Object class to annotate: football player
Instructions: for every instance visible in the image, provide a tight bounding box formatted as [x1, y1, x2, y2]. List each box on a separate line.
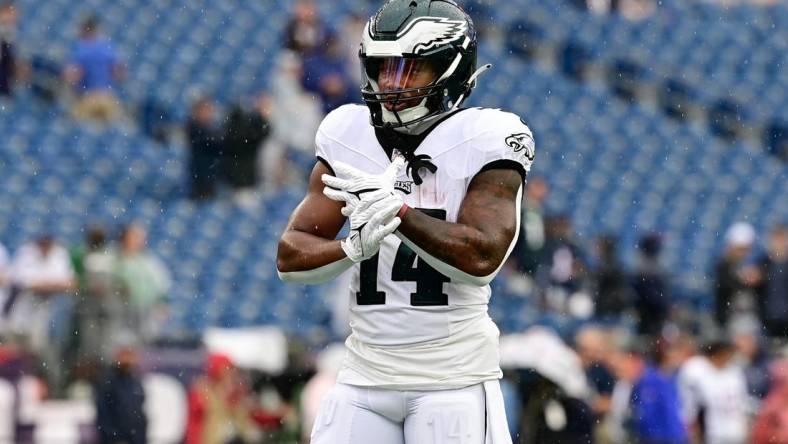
[276, 1, 534, 442]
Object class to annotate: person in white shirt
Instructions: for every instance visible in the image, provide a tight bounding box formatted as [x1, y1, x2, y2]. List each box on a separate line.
[677, 339, 751, 444]
[7, 234, 75, 389]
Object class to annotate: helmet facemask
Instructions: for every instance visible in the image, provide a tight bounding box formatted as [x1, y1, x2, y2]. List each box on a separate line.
[359, 2, 479, 132]
[361, 55, 454, 129]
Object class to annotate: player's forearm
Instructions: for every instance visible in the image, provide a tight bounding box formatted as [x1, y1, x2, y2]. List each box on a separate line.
[276, 231, 352, 283]
[396, 209, 510, 279]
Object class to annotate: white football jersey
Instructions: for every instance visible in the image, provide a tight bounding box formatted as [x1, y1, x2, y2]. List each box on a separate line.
[315, 104, 535, 390]
[677, 356, 751, 444]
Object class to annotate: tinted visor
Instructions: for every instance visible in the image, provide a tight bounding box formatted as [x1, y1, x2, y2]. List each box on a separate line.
[367, 57, 440, 92]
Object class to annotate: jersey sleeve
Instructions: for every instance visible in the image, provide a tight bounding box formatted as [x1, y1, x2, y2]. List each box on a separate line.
[314, 105, 364, 175]
[314, 118, 335, 174]
[469, 111, 535, 182]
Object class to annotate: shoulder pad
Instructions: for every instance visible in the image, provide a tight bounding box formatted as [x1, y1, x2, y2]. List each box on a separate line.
[315, 104, 369, 164]
[468, 109, 535, 180]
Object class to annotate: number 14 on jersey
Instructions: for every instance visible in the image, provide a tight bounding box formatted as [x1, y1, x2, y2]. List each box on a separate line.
[356, 209, 450, 307]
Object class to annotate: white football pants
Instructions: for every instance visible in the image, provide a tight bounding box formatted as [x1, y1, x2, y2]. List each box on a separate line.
[310, 381, 512, 444]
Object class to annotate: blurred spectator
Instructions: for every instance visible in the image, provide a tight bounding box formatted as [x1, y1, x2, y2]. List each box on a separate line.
[541, 214, 587, 290]
[187, 97, 223, 200]
[283, 0, 330, 57]
[95, 343, 147, 444]
[582, 0, 657, 20]
[592, 235, 633, 319]
[7, 234, 75, 390]
[516, 369, 596, 444]
[537, 214, 589, 314]
[677, 339, 750, 444]
[729, 318, 771, 399]
[71, 226, 123, 363]
[114, 224, 171, 343]
[512, 176, 549, 275]
[0, 1, 18, 97]
[64, 15, 125, 124]
[186, 353, 260, 444]
[262, 52, 323, 190]
[632, 234, 671, 336]
[574, 327, 616, 436]
[222, 95, 272, 198]
[714, 222, 759, 328]
[607, 345, 687, 444]
[301, 35, 354, 114]
[0, 241, 9, 331]
[755, 223, 788, 339]
[751, 359, 788, 444]
[339, 13, 366, 87]
[661, 332, 698, 375]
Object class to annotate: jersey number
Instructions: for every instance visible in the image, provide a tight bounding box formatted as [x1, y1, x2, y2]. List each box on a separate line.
[356, 209, 450, 306]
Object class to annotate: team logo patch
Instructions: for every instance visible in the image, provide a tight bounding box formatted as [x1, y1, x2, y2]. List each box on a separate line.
[505, 133, 535, 161]
[398, 17, 468, 55]
[394, 180, 414, 194]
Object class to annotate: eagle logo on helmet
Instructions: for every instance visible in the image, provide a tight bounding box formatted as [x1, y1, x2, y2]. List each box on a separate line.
[398, 17, 468, 55]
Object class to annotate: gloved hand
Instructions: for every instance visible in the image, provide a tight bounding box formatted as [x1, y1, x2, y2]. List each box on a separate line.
[322, 157, 405, 216]
[339, 190, 403, 262]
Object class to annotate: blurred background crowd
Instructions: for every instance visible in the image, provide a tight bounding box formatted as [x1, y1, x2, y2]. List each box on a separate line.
[0, 0, 786, 443]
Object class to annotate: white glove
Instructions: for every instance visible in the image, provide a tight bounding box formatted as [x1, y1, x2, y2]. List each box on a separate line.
[322, 157, 405, 216]
[340, 191, 403, 262]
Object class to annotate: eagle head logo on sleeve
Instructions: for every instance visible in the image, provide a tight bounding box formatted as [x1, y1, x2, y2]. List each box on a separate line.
[505, 133, 535, 161]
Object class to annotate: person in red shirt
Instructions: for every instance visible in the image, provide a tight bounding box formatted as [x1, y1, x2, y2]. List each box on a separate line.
[751, 360, 788, 444]
[185, 353, 260, 444]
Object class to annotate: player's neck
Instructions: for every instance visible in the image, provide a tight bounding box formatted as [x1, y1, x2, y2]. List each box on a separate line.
[392, 114, 441, 136]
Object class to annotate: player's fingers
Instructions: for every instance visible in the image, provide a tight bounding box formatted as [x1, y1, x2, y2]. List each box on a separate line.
[383, 157, 406, 179]
[373, 197, 402, 220]
[340, 205, 354, 217]
[354, 190, 389, 213]
[375, 217, 401, 241]
[366, 200, 400, 228]
[362, 189, 390, 204]
[323, 186, 351, 202]
[359, 201, 392, 223]
[321, 174, 350, 190]
[333, 161, 364, 178]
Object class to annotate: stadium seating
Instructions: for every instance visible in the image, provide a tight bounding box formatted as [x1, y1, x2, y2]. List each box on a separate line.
[1, 0, 786, 341]
[497, 0, 788, 148]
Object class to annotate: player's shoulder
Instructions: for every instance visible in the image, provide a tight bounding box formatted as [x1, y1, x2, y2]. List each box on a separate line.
[317, 104, 370, 140]
[442, 107, 535, 177]
[315, 104, 372, 160]
[471, 107, 530, 129]
[452, 107, 534, 154]
[457, 107, 531, 133]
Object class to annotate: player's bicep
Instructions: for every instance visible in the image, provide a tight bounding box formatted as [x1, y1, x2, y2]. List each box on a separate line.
[457, 168, 522, 246]
[284, 161, 346, 240]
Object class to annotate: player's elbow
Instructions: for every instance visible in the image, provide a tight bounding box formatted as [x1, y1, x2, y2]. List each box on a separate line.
[470, 260, 499, 280]
[457, 263, 496, 286]
[275, 240, 297, 275]
[275, 253, 306, 283]
[466, 232, 514, 280]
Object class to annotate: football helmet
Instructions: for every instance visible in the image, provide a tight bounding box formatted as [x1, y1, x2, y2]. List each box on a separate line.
[360, 0, 488, 130]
